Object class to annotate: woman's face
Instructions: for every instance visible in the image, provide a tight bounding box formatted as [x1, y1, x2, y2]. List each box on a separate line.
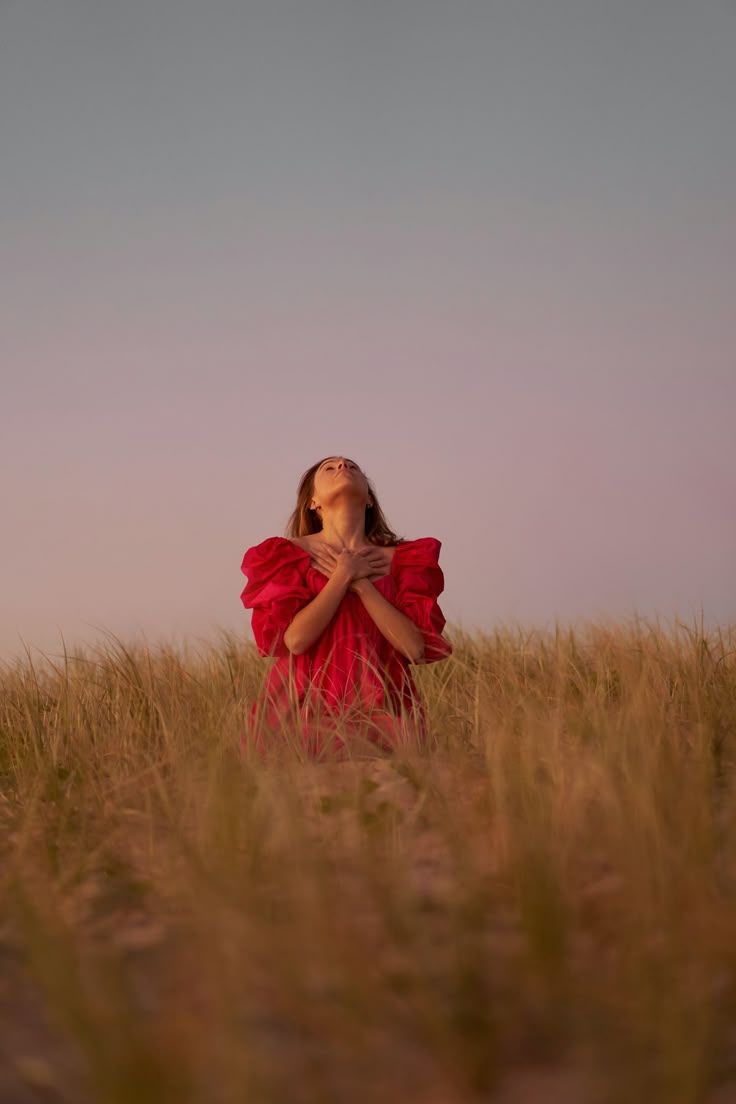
[310, 456, 370, 510]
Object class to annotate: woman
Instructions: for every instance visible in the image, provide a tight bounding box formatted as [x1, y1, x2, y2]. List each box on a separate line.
[240, 455, 452, 757]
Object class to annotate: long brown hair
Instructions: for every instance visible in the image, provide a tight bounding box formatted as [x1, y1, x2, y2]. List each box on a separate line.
[285, 457, 404, 546]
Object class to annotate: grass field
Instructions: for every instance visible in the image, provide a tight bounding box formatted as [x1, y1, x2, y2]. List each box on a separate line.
[1, 618, 736, 1104]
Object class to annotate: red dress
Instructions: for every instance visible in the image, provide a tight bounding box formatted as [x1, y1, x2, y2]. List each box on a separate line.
[240, 536, 452, 757]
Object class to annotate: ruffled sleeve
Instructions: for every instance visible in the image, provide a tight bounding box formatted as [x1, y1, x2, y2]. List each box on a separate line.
[240, 537, 312, 658]
[392, 537, 452, 663]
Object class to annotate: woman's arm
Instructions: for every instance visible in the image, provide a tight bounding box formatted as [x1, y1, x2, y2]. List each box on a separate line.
[351, 579, 425, 664]
[282, 572, 352, 656]
[283, 548, 424, 662]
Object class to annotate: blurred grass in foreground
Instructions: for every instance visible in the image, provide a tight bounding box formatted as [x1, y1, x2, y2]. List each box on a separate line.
[1, 617, 736, 1104]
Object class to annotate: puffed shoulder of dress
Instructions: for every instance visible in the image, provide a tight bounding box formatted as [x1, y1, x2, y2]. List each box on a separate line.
[240, 538, 314, 658]
[392, 537, 451, 662]
[392, 537, 443, 568]
[240, 537, 309, 607]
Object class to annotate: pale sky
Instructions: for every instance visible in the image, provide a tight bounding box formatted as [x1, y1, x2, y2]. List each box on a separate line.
[2, 1, 735, 661]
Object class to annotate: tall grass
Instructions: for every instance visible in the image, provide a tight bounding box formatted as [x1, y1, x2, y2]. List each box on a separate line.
[1, 618, 736, 1103]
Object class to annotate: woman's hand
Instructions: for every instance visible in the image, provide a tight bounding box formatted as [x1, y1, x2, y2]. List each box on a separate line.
[308, 541, 341, 579]
[309, 543, 391, 589]
[351, 547, 393, 586]
[330, 548, 383, 589]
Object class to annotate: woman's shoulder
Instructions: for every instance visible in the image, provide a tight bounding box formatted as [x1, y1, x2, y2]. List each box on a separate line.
[389, 538, 446, 603]
[241, 535, 310, 575]
[288, 534, 317, 554]
[392, 536, 443, 562]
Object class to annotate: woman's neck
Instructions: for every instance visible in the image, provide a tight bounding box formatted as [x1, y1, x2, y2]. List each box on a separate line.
[318, 505, 368, 549]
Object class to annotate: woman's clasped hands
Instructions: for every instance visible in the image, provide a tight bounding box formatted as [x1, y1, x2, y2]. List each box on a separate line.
[308, 541, 392, 592]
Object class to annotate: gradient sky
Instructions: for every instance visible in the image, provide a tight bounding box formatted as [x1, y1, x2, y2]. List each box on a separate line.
[2, 1, 735, 661]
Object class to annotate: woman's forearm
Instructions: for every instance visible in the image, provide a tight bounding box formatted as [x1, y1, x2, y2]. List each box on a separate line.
[352, 580, 425, 663]
[283, 574, 351, 656]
